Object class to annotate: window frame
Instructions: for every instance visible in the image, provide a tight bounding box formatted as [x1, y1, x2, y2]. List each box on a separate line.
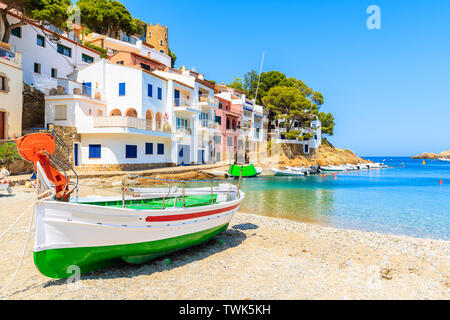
[57, 44, 72, 57]
[148, 84, 153, 97]
[82, 53, 94, 64]
[157, 143, 164, 155]
[157, 87, 162, 100]
[11, 27, 21, 38]
[54, 105, 67, 121]
[88, 144, 102, 159]
[34, 63, 41, 74]
[51, 68, 58, 78]
[37, 34, 45, 47]
[119, 83, 126, 96]
[125, 145, 138, 159]
[145, 143, 154, 155]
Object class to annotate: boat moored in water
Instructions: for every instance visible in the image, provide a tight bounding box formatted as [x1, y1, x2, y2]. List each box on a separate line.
[227, 164, 263, 178]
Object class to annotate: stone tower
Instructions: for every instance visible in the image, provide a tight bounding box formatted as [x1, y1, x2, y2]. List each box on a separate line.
[145, 24, 169, 55]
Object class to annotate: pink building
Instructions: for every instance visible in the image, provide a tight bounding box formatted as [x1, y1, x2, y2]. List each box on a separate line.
[214, 91, 243, 163]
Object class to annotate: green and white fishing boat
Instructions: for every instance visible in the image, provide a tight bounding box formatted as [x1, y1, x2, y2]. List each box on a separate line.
[16, 133, 245, 279]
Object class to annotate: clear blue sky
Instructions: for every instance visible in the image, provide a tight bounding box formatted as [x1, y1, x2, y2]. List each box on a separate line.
[121, 0, 450, 156]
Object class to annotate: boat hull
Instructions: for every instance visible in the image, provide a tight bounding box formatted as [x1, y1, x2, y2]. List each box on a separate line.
[34, 196, 242, 279]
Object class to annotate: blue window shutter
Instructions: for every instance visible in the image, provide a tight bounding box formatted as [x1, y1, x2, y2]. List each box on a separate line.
[157, 143, 164, 155]
[145, 143, 153, 155]
[126, 145, 137, 158]
[148, 84, 153, 97]
[119, 83, 126, 96]
[89, 145, 101, 159]
[158, 87, 162, 100]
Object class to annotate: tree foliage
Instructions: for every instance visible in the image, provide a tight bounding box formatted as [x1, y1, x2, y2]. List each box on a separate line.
[168, 47, 176, 68]
[319, 112, 335, 136]
[1, 0, 72, 43]
[230, 69, 334, 138]
[76, 0, 143, 37]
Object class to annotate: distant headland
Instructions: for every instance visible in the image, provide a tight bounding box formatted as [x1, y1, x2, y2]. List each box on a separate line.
[411, 150, 450, 159]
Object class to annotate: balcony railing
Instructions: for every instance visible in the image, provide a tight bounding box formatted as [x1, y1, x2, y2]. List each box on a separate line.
[0, 47, 20, 65]
[200, 120, 219, 130]
[94, 116, 147, 130]
[176, 127, 192, 135]
[199, 94, 218, 106]
[174, 97, 191, 107]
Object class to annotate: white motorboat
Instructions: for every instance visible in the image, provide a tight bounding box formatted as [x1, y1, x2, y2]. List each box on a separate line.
[320, 165, 346, 172]
[271, 168, 307, 176]
[439, 158, 450, 162]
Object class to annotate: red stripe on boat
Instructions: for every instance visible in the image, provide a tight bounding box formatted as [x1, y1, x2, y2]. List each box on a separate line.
[146, 203, 240, 222]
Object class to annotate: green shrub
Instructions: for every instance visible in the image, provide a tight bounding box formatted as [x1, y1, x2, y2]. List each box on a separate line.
[0, 142, 21, 165]
[84, 43, 107, 58]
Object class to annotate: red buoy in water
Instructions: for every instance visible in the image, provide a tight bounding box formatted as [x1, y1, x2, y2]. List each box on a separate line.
[439, 179, 443, 185]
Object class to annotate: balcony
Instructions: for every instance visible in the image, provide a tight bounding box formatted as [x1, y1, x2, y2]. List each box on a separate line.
[0, 47, 21, 66]
[199, 94, 218, 107]
[176, 127, 192, 136]
[199, 120, 219, 130]
[94, 116, 147, 130]
[174, 97, 191, 107]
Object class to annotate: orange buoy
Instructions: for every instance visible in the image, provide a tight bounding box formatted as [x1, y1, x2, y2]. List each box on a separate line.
[439, 179, 443, 185]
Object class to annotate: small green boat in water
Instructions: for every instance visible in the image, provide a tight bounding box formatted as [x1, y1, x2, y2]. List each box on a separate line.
[227, 164, 263, 178]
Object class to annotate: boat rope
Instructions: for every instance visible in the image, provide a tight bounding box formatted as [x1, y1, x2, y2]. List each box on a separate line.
[0, 191, 52, 296]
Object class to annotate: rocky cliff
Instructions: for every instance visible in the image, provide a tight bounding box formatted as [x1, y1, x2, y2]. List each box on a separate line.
[411, 150, 450, 159]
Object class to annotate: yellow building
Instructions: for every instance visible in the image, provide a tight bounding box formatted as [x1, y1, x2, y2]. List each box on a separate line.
[0, 41, 23, 140]
[144, 24, 169, 55]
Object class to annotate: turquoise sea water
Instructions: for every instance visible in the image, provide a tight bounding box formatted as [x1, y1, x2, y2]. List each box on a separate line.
[239, 157, 450, 240]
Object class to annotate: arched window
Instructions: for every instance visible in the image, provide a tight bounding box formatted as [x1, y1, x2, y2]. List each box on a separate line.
[110, 109, 122, 116]
[125, 108, 138, 118]
[155, 112, 163, 131]
[146, 110, 153, 130]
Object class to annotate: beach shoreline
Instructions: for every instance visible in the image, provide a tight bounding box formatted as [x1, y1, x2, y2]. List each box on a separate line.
[0, 186, 448, 300]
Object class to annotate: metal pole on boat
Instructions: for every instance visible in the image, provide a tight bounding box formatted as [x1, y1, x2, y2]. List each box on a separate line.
[211, 181, 214, 205]
[182, 182, 186, 208]
[237, 165, 243, 198]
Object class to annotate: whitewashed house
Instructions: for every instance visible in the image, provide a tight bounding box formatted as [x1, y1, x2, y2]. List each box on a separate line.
[2, 13, 101, 94]
[45, 59, 176, 170]
[272, 118, 322, 154]
[153, 67, 220, 165]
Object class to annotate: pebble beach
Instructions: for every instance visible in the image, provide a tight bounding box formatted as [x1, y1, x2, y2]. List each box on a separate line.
[0, 184, 448, 300]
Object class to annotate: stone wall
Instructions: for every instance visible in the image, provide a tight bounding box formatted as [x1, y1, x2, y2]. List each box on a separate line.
[48, 124, 78, 167]
[22, 83, 45, 131]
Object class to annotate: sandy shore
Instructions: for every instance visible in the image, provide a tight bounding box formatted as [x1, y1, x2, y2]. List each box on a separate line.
[0, 184, 448, 300]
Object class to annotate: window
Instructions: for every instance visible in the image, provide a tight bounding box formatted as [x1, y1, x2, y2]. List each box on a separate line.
[11, 27, 21, 38]
[157, 87, 162, 100]
[145, 143, 153, 155]
[147, 84, 153, 97]
[82, 54, 94, 63]
[176, 118, 189, 130]
[54, 105, 67, 120]
[0, 76, 5, 91]
[160, 50, 164, 54]
[57, 44, 72, 57]
[304, 145, 309, 154]
[89, 145, 101, 159]
[227, 137, 233, 147]
[160, 40, 164, 46]
[34, 63, 41, 74]
[140, 63, 151, 71]
[126, 145, 137, 159]
[117, 61, 124, 65]
[215, 116, 222, 125]
[37, 35, 45, 47]
[157, 144, 164, 155]
[215, 135, 222, 144]
[218, 102, 223, 109]
[314, 135, 318, 140]
[119, 83, 126, 96]
[51, 68, 57, 78]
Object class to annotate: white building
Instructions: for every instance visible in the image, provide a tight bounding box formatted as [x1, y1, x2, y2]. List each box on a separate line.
[153, 67, 220, 165]
[45, 59, 175, 170]
[272, 118, 322, 154]
[0, 42, 23, 139]
[1, 12, 101, 93]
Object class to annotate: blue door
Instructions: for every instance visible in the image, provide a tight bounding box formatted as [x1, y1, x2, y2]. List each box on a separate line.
[174, 89, 180, 106]
[74, 143, 79, 166]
